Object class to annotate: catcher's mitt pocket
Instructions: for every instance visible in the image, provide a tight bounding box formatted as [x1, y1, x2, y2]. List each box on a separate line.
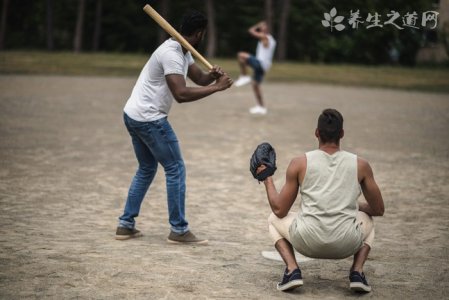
[250, 142, 277, 181]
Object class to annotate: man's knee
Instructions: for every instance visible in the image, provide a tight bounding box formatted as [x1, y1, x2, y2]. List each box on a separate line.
[268, 215, 283, 243]
[267, 212, 278, 225]
[237, 52, 248, 62]
[137, 164, 157, 179]
[357, 211, 375, 247]
[164, 160, 185, 177]
[357, 211, 374, 231]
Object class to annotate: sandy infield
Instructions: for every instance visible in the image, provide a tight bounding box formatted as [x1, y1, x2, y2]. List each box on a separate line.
[0, 75, 448, 299]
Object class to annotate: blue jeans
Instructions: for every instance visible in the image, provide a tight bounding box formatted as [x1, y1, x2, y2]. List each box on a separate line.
[119, 113, 188, 234]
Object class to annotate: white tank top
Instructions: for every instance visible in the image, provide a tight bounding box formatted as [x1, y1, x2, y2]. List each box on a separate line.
[290, 150, 364, 259]
[256, 34, 276, 71]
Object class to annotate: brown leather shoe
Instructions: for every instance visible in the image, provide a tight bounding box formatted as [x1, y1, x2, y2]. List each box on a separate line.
[115, 227, 142, 240]
[167, 231, 208, 245]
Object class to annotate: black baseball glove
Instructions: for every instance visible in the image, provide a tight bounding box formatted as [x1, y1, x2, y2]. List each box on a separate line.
[250, 142, 277, 181]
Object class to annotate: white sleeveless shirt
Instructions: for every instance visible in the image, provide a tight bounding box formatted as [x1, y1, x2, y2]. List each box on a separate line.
[290, 150, 364, 259]
[256, 34, 276, 71]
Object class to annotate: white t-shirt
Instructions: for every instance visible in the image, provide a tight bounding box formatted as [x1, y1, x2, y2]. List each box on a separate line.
[124, 38, 194, 122]
[256, 34, 276, 71]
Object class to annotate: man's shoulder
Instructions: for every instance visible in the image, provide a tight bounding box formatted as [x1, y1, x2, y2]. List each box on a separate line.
[291, 155, 307, 185]
[258, 32, 268, 39]
[155, 39, 183, 57]
[357, 156, 370, 168]
[304, 149, 321, 158]
[152, 43, 187, 72]
[267, 34, 276, 42]
[356, 156, 373, 179]
[290, 155, 307, 170]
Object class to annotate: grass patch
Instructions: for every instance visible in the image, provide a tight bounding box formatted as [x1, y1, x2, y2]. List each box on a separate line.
[0, 51, 148, 77]
[1, 51, 448, 93]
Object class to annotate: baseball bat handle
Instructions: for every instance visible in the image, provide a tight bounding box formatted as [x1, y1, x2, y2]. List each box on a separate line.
[143, 4, 213, 70]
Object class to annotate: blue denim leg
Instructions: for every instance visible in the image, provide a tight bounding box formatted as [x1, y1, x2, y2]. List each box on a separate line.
[119, 114, 189, 234]
[119, 115, 158, 229]
[149, 117, 188, 234]
[247, 55, 265, 83]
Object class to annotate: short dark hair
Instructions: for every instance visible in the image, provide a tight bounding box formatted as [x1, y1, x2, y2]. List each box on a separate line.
[179, 10, 208, 36]
[317, 108, 344, 144]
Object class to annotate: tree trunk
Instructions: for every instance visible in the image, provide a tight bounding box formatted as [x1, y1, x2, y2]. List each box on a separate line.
[46, 0, 54, 51]
[440, 0, 449, 56]
[264, 0, 273, 34]
[0, 0, 10, 50]
[205, 0, 216, 58]
[157, 0, 170, 45]
[73, 0, 85, 53]
[276, 0, 291, 60]
[92, 0, 103, 51]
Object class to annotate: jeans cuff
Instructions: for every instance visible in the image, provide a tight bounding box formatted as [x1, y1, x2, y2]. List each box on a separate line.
[118, 219, 135, 229]
[170, 226, 189, 234]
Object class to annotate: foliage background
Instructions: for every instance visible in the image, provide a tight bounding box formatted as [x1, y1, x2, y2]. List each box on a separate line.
[0, 0, 444, 65]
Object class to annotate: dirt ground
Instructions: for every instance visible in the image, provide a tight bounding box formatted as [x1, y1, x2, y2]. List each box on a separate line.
[0, 74, 448, 299]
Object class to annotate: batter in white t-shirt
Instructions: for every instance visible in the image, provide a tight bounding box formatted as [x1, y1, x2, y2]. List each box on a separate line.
[116, 11, 233, 245]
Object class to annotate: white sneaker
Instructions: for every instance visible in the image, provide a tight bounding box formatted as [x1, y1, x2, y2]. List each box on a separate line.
[249, 105, 267, 115]
[235, 75, 251, 87]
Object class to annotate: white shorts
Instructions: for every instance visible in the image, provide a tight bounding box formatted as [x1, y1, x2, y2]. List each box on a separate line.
[268, 211, 375, 251]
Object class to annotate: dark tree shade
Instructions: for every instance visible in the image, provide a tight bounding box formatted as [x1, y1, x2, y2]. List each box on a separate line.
[46, 0, 53, 50]
[0, 0, 9, 50]
[92, 0, 102, 51]
[205, 0, 216, 58]
[73, 0, 85, 53]
[0, 0, 442, 65]
[276, 0, 291, 60]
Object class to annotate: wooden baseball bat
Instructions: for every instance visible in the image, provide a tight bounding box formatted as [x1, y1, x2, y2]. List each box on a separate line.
[143, 4, 213, 70]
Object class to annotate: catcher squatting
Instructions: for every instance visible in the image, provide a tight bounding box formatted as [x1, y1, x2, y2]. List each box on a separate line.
[250, 109, 385, 293]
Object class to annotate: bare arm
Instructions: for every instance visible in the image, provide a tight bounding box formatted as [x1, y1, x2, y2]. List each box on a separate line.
[358, 157, 385, 216]
[261, 158, 302, 218]
[166, 71, 232, 103]
[187, 64, 224, 86]
[248, 21, 269, 46]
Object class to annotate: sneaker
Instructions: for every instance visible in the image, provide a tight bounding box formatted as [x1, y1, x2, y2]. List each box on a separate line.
[167, 231, 208, 245]
[349, 271, 372, 293]
[115, 227, 142, 240]
[249, 105, 267, 115]
[277, 268, 304, 291]
[235, 75, 251, 87]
